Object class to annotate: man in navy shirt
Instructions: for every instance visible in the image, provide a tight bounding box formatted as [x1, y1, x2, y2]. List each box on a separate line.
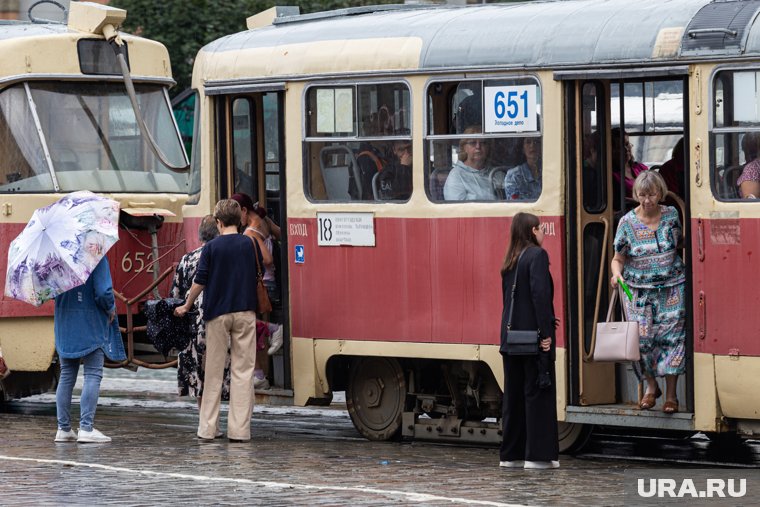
[175, 199, 262, 442]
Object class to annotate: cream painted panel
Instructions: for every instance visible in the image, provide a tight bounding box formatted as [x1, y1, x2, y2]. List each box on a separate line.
[197, 38, 422, 85]
[715, 355, 760, 420]
[0, 35, 171, 80]
[693, 352, 720, 432]
[0, 317, 55, 371]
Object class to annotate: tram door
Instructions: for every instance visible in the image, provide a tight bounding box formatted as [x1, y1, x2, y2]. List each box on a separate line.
[568, 78, 691, 410]
[216, 91, 290, 390]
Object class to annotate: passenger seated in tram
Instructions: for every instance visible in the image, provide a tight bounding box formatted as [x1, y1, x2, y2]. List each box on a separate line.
[611, 127, 649, 210]
[736, 132, 760, 199]
[504, 137, 542, 201]
[659, 137, 685, 197]
[376, 140, 412, 200]
[443, 126, 495, 201]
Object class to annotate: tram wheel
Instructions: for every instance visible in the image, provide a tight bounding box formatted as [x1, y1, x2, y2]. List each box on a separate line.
[557, 422, 592, 454]
[346, 357, 406, 441]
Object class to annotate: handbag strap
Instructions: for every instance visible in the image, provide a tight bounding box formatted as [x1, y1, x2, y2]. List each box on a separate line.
[606, 286, 632, 322]
[250, 236, 264, 280]
[506, 249, 527, 330]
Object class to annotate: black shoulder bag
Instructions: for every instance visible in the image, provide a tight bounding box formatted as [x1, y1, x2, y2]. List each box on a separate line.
[501, 250, 540, 355]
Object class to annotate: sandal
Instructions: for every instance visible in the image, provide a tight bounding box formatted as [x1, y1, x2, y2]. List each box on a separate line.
[639, 386, 662, 410]
[663, 399, 679, 414]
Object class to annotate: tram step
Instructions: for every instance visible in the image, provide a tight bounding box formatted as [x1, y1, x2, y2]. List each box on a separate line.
[566, 404, 693, 431]
[254, 388, 294, 407]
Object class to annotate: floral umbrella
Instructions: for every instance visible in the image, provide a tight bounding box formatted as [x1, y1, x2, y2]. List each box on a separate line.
[5, 191, 119, 306]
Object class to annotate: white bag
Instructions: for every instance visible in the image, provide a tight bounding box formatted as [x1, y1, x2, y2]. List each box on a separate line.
[593, 289, 640, 362]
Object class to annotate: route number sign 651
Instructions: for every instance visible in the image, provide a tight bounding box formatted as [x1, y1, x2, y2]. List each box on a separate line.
[484, 85, 538, 133]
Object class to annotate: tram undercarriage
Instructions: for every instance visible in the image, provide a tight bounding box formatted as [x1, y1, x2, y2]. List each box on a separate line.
[328, 356, 590, 452]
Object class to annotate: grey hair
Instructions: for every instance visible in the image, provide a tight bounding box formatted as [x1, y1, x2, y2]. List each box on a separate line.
[198, 214, 218, 243]
[632, 170, 668, 203]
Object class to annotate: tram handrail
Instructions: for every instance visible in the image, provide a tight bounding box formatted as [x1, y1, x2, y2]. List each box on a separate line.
[106, 264, 179, 370]
[667, 190, 687, 259]
[584, 215, 609, 362]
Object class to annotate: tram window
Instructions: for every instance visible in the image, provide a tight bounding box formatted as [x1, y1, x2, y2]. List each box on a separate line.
[304, 83, 412, 202]
[711, 70, 760, 200]
[0, 85, 55, 192]
[263, 93, 281, 193]
[232, 98, 256, 196]
[581, 82, 606, 213]
[425, 77, 542, 202]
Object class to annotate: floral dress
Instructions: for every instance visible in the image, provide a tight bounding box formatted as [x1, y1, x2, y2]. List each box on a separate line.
[613, 205, 686, 377]
[170, 247, 231, 400]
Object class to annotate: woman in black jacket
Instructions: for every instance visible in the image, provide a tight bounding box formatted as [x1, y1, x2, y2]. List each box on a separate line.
[499, 212, 559, 469]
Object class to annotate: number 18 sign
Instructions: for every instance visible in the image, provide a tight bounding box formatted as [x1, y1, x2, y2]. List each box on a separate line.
[484, 85, 538, 133]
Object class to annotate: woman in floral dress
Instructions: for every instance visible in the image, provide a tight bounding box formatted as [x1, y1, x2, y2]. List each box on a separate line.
[610, 171, 686, 414]
[170, 215, 231, 414]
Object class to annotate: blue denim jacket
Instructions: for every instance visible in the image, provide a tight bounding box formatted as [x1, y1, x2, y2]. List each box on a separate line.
[54, 257, 126, 361]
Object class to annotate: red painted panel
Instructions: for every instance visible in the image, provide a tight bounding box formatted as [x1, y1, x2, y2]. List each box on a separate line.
[691, 217, 760, 357]
[288, 216, 566, 348]
[0, 222, 184, 318]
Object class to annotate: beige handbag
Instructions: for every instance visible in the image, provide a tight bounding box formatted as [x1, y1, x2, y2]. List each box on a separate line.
[593, 289, 640, 362]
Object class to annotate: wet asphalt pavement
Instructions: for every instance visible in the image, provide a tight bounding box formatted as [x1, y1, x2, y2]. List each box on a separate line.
[0, 369, 757, 506]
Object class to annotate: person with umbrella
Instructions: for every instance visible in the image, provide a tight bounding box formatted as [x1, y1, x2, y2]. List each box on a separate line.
[4, 191, 124, 443]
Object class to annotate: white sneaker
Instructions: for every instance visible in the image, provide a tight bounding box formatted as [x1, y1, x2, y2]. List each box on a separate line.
[54, 429, 77, 442]
[254, 376, 270, 390]
[77, 428, 111, 443]
[268, 325, 283, 355]
[499, 460, 524, 468]
[524, 460, 560, 469]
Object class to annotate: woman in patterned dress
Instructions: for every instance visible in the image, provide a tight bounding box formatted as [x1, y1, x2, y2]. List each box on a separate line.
[610, 171, 686, 414]
[170, 215, 231, 417]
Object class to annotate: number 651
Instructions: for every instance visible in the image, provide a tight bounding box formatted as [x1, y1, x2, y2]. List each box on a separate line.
[494, 90, 528, 119]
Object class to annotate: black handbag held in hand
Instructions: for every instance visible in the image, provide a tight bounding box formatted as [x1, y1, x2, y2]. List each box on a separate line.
[500, 251, 540, 356]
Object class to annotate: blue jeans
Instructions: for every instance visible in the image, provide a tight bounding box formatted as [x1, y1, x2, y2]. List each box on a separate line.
[56, 348, 104, 432]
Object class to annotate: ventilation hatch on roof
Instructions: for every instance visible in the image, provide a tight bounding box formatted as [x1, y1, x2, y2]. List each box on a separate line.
[680, 0, 760, 56]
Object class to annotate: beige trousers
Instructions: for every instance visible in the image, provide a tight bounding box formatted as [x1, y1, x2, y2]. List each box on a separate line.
[198, 311, 256, 440]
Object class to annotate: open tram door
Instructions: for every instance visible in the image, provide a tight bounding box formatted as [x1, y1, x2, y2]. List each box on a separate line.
[562, 74, 695, 432]
[213, 87, 291, 396]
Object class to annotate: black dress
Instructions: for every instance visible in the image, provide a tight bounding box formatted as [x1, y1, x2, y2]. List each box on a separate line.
[499, 245, 559, 462]
[170, 247, 231, 400]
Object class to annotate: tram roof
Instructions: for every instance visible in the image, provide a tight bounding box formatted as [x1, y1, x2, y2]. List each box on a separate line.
[0, 21, 172, 82]
[197, 0, 760, 84]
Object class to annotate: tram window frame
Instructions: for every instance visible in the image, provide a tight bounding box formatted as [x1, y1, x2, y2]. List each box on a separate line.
[303, 81, 412, 203]
[710, 68, 760, 201]
[424, 76, 543, 203]
[187, 90, 201, 204]
[581, 81, 607, 214]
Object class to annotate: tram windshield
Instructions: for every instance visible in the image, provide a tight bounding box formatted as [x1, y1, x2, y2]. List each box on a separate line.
[0, 81, 187, 193]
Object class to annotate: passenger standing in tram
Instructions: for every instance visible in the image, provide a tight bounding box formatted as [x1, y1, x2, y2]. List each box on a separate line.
[499, 212, 559, 469]
[611, 127, 649, 210]
[169, 214, 231, 436]
[504, 137, 542, 200]
[611, 171, 686, 414]
[54, 256, 125, 443]
[231, 193, 280, 391]
[174, 199, 262, 442]
[443, 126, 495, 201]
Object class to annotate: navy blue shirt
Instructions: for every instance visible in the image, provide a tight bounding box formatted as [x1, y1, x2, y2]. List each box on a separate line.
[194, 233, 261, 321]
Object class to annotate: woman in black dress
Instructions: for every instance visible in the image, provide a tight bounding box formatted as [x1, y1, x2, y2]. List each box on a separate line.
[499, 212, 559, 469]
[170, 215, 231, 425]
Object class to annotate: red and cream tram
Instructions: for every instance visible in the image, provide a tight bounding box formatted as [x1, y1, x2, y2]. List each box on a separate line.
[186, 0, 760, 449]
[0, 2, 189, 400]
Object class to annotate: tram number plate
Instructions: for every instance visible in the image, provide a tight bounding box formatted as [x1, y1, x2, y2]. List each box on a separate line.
[484, 85, 538, 133]
[317, 212, 375, 247]
[121, 251, 155, 274]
